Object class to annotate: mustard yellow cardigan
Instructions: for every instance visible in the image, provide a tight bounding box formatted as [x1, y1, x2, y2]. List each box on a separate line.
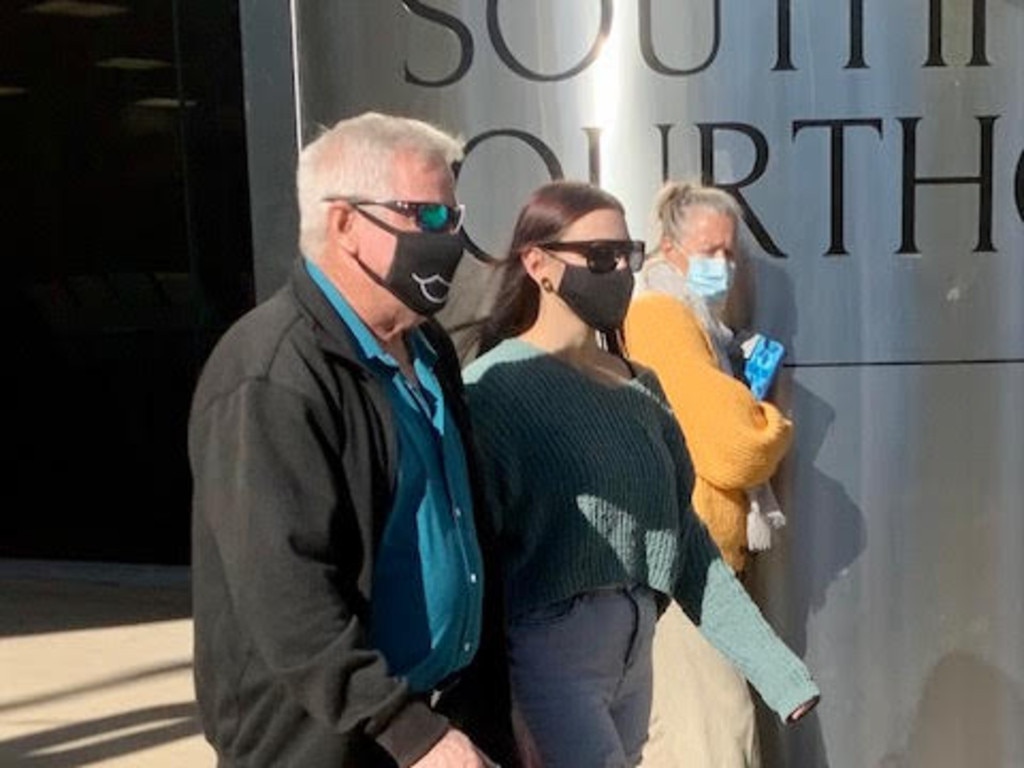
[624, 293, 793, 572]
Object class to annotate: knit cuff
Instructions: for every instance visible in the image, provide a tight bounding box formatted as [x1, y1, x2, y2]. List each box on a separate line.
[763, 675, 821, 724]
[374, 699, 450, 767]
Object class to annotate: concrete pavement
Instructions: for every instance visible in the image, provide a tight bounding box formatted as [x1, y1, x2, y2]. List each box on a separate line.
[0, 559, 215, 767]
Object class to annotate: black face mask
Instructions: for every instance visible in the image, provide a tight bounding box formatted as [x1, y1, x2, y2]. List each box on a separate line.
[353, 209, 465, 316]
[557, 264, 635, 331]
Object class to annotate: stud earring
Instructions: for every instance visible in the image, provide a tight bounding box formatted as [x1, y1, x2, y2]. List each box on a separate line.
[540, 277, 554, 293]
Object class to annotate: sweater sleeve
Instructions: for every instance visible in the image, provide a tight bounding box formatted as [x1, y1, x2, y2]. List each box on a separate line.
[625, 293, 793, 490]
[663, 421, 819, 720]
[189, 379, 448, 766]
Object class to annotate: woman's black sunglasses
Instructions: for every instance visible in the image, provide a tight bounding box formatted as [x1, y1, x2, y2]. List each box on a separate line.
[538, 240, 646, 274]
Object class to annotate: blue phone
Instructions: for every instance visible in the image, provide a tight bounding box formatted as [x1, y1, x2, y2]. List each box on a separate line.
[742, 334, 786, 400]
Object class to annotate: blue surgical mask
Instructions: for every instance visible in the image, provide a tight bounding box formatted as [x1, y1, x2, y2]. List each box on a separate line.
[685, 255, 733, 305]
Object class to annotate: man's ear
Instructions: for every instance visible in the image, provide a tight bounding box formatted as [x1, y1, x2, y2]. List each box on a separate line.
[327, 202, 359, 254]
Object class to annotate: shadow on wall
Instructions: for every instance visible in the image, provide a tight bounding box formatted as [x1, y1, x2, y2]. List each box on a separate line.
[0, 565, 190, 638]
[879, 652, 1024, 768]
[746, 255, 868, 767]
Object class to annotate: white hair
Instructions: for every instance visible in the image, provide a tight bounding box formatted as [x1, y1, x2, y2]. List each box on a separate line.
[296, 112, 464, 259]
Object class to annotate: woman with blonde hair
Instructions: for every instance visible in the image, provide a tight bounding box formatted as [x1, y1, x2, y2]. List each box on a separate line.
[625, 181, 798, 766]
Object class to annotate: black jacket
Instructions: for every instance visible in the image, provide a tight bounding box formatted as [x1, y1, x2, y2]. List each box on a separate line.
[189, 260, 516, 767]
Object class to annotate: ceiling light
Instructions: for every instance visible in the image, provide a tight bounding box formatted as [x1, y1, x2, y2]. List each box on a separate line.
[26, 1, 129, 18]
[0, 86, 29, 97]
[97, 57, 172, 71]
[134, 97, 196, 109]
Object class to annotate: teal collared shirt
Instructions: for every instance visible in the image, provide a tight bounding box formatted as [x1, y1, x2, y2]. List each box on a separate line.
[306, 261, 483, 693]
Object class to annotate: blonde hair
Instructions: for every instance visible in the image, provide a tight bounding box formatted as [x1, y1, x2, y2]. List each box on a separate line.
[296, 112, 464, 259]
[651, 181, 742, 252]
[650, 181, 752, 328]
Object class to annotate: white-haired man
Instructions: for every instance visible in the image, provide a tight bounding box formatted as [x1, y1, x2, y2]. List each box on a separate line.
[189, 112, 515, 767]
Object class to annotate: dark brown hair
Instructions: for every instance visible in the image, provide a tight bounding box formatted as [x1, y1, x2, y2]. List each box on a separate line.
[477, 180, 625, 355]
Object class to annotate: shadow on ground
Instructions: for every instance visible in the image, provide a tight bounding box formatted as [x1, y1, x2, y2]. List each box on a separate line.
[0, 702, 202, 767]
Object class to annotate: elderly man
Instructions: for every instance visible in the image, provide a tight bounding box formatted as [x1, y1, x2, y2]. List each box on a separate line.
[189, 112, 515, 767]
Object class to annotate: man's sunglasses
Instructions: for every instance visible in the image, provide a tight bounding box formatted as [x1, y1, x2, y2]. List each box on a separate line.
[323, 196, 465, 234]
[538, 240, 646, 274]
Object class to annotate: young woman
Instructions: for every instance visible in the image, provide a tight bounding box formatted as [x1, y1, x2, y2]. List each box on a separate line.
[463, 180, 818, 767]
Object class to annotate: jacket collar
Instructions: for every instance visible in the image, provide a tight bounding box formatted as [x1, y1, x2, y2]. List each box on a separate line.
[288, 257, 366, 365]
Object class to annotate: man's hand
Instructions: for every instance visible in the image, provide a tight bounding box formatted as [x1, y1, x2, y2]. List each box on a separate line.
[412, 728, 499, 768]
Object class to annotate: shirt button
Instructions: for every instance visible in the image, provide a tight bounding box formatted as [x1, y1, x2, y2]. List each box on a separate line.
[454, 507, 462, 518]
[463, 642, 472, 653]
[469, 573, 478, 584]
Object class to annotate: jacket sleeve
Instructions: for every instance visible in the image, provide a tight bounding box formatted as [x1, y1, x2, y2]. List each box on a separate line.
[625, 293, 793, 490]
[189, 377, 449, 766]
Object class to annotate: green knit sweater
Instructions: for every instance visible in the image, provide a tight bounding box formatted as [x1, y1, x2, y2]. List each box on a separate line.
[463, 338, 818, 719]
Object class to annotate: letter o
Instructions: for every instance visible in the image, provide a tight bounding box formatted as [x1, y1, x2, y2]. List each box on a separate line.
[457, 129, 564, 262]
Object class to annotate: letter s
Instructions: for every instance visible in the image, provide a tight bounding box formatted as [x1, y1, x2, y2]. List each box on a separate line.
[403, 1, 474, 87]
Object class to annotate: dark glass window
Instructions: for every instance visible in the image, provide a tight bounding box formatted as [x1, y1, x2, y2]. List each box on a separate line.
[1, 1, 253, 564]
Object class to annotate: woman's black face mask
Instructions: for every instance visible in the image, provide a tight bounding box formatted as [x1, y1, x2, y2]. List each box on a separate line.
[541, 240, 644, 331]
[554, 262, 635, 331]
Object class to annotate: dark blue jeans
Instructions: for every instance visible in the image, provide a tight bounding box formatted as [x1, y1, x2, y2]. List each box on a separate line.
[507, 585, 659, 768]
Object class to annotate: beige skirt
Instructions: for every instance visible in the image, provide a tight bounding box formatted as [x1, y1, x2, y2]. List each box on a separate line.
[640, 601, 761, 768]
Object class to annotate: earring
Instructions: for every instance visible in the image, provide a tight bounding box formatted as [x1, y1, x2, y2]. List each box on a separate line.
[540, 277, 554, 293]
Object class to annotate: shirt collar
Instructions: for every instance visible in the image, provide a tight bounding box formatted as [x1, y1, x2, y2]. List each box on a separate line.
[305, 259, 436, 371]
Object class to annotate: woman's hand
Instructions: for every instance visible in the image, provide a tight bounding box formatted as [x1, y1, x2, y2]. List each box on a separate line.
[786, 695, 821, 724]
